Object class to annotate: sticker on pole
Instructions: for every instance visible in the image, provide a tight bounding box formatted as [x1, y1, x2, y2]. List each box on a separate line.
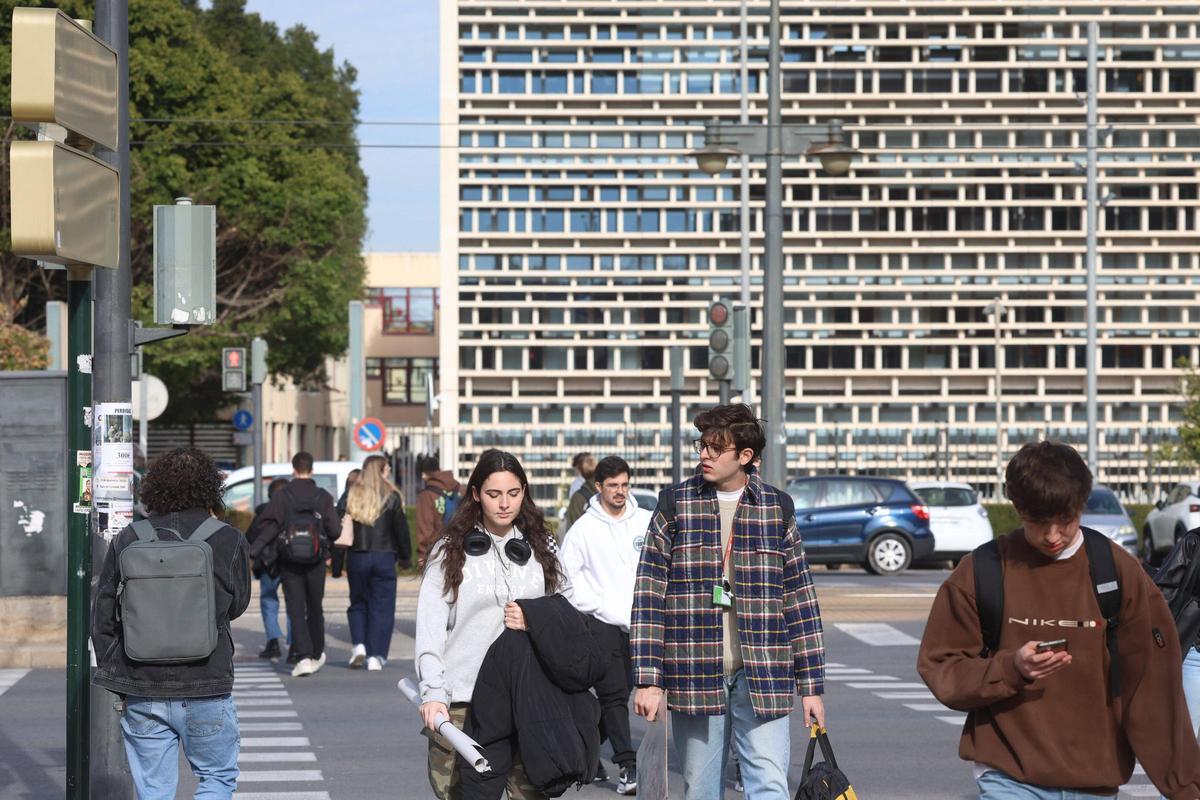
[232, 410, 253, 431]
[353, 417, 386, 452]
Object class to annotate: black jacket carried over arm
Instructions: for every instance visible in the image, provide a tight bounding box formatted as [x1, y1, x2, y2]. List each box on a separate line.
[92, 509, 251, 698]
[248, 478, 339, 562]
[467, 595, 605, 797]
[1155, 528, 1200, 654]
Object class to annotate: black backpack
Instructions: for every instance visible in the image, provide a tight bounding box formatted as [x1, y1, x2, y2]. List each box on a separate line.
[973, 527, 1123, 696]
[1152, 530, 1200, 657]
[794, 727, 857, 800]
[278, 486, 325, 565]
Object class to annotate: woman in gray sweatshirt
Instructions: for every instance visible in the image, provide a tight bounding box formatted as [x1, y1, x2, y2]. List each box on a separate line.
[416, 449, 569, 800]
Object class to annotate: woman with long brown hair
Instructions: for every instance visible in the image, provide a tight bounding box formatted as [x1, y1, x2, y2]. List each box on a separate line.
[415, 449, 567, 800]
[341, 455, 410, 671]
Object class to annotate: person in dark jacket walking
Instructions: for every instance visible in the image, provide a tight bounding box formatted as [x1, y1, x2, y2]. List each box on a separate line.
[250, 451, 340, 678]
[561, 455, 597, 536]
[92, 447, 251, 799]
[249, 477, 292, 660]
[342, 455, 411, 670]
[1154, 527, 1200, 762]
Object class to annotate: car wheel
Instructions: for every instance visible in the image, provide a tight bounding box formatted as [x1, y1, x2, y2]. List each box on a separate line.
[866, 533, 912, 576]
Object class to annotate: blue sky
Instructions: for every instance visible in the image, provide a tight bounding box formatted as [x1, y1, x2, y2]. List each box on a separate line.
[243, 1, 440, 253]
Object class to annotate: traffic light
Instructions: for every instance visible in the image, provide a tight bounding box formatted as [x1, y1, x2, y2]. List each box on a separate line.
[9, 8, 120, 268]
[222, 347, 247, 392]
[708, 297, 733, 382]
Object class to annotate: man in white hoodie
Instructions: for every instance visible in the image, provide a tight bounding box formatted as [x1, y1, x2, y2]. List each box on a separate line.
[561, 455, 652, 796]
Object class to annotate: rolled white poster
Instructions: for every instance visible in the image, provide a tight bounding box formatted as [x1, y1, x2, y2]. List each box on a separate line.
[398, 678, 492, 773]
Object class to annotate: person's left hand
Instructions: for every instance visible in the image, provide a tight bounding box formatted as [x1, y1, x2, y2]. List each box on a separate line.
[503, 601, 527, 631]
[801, 695, 826, 729]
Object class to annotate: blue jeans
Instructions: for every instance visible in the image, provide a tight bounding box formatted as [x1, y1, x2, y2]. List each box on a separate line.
[346, 550, 398, 659]
[671, 670, 791, 800]
[121, 694, 239, 800]
[977, 770, 1112, 799]
[260, 573, 291, 645]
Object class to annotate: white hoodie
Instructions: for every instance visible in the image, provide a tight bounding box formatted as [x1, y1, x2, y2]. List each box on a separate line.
[560, 492, 653, 632]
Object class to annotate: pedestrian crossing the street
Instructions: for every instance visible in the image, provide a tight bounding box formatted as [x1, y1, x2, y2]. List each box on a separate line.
[0, 669, 29, 699]
[232, 663, 329, 800]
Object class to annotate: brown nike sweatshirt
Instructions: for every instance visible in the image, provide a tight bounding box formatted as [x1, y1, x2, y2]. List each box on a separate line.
[918, 531, 1200, 798]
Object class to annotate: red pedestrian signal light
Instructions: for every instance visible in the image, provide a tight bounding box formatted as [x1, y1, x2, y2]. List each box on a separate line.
[224, 349, 242, 369]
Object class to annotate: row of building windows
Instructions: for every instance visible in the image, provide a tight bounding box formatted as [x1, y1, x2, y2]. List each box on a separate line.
[463, 43, 1200, 65]
[457, 20, 1200, 43]
[459, 205, 1196, 234]
[460, 66, 1197, 95]
[456, 342, 1198, 373]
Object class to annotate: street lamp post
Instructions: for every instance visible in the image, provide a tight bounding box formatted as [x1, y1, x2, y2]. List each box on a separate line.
[691, 1, 858, 489]
[1085, 21, 1100, 478]
[984, 299, 1005, 501]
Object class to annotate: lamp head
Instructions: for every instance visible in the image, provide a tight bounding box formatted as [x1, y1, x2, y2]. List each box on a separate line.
[692, 145, 738, 177]
[808, 141, 858, 176]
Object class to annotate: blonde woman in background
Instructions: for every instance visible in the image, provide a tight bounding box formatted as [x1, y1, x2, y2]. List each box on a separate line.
[342, 455, 411, 670]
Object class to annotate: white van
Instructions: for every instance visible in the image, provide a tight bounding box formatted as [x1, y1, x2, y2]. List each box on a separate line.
[222, 461, 362, 516]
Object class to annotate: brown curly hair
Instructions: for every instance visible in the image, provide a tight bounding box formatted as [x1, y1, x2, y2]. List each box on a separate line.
[429, 449, 562, 602]
[140, 447, 227, 515]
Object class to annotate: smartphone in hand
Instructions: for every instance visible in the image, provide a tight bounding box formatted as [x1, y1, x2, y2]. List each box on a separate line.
[1035, 638, 1069, 654]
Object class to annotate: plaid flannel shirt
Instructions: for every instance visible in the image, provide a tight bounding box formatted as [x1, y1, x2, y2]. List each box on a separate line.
[630, 471, 825, 719]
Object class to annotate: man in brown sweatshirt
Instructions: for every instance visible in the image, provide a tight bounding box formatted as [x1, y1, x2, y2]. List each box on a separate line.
[919, 441, 1200, 799]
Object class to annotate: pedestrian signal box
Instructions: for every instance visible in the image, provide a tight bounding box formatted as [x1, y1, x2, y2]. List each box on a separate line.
[222, 347, 246, 392]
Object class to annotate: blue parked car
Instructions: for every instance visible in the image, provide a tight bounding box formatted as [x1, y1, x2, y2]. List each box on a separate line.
[787, 476, 935, 575]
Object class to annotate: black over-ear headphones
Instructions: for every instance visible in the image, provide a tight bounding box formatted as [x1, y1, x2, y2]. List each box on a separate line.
[463, 527, 532, 565]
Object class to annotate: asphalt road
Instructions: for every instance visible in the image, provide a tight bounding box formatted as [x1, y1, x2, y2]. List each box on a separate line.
[0, 568, 1171, 799]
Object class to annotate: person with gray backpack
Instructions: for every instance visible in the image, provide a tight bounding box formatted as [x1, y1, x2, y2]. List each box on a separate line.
[92, 446, 250, 799]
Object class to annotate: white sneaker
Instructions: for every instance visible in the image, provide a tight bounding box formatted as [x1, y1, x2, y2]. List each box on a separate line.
[291, 658, 315, 677]
[312, 653, 326, 673]
[349, 644, 367, 668]
[366, 656, 384, 671]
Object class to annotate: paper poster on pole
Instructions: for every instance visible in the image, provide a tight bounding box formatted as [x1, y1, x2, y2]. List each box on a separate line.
[93, 402, 134, 501]
[95, 500, 134, 541]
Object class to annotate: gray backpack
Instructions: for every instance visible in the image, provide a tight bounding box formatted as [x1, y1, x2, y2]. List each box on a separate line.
[117, 517, 226, 663]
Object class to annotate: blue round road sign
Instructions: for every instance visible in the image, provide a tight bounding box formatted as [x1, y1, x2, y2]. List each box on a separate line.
[353, 417, 386, 452]
[232, 410, 253, 431]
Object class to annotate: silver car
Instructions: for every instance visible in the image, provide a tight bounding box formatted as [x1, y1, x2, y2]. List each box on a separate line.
[1081, 486, 1138, 558]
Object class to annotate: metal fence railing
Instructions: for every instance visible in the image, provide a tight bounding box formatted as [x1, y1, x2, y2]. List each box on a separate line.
[383, 423, 1195, 507]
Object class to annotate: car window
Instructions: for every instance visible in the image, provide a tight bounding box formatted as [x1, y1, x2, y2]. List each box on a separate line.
[223, 480, 258, 515]
[1169, 484, 1190, 505]
[312, 473, 338, 499]
[1085, 490, 1123, 515]
[916, 487, 976, 507]
[821, 480, 880, 508]
[788, 482, 821, 510]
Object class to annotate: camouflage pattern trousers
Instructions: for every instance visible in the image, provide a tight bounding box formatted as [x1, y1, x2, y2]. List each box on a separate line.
[426, 703, 544, 800]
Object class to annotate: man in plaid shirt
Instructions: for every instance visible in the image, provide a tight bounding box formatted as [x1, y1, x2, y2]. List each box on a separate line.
[631, 404, 825, 800]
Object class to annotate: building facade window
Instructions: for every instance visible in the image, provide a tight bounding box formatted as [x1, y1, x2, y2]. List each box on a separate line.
[366, 288, 440, 335]
[383, 357, 437, 405]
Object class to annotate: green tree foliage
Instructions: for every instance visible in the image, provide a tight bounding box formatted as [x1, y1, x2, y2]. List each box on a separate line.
[0, 299, 48, 371]
[1, 0, 367, 422]
[1158, 358, 1200, 469]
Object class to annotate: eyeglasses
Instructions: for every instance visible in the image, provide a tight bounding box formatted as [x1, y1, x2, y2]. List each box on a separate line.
[693, 439, 737, 457]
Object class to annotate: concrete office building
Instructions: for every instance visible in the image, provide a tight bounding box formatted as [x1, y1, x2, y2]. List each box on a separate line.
[437, 0, 1200, 501]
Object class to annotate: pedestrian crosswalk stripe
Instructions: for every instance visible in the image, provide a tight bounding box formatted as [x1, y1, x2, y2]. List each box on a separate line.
[873, 691, 936, 700]
[0, 670, 30, 699]
[1119, 786, 1159, 797]
[241, 737, 310, 747]
[825, 675, 901, 682]
[233, 792, 331, 800]
[903, 704, 951, 712]
[238, 770, 324, 782]
[238, 711, 298, 718]
[848, 682, 927, 690]
[835, 623, 921, 646]
[824, 667, 872, 674]
[240, 722, 303, 732]
[235, 692, 291, 699]
[237, 699, 294, 706]
[936, 715, 966, 725]
[239, 753, 317, 763]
